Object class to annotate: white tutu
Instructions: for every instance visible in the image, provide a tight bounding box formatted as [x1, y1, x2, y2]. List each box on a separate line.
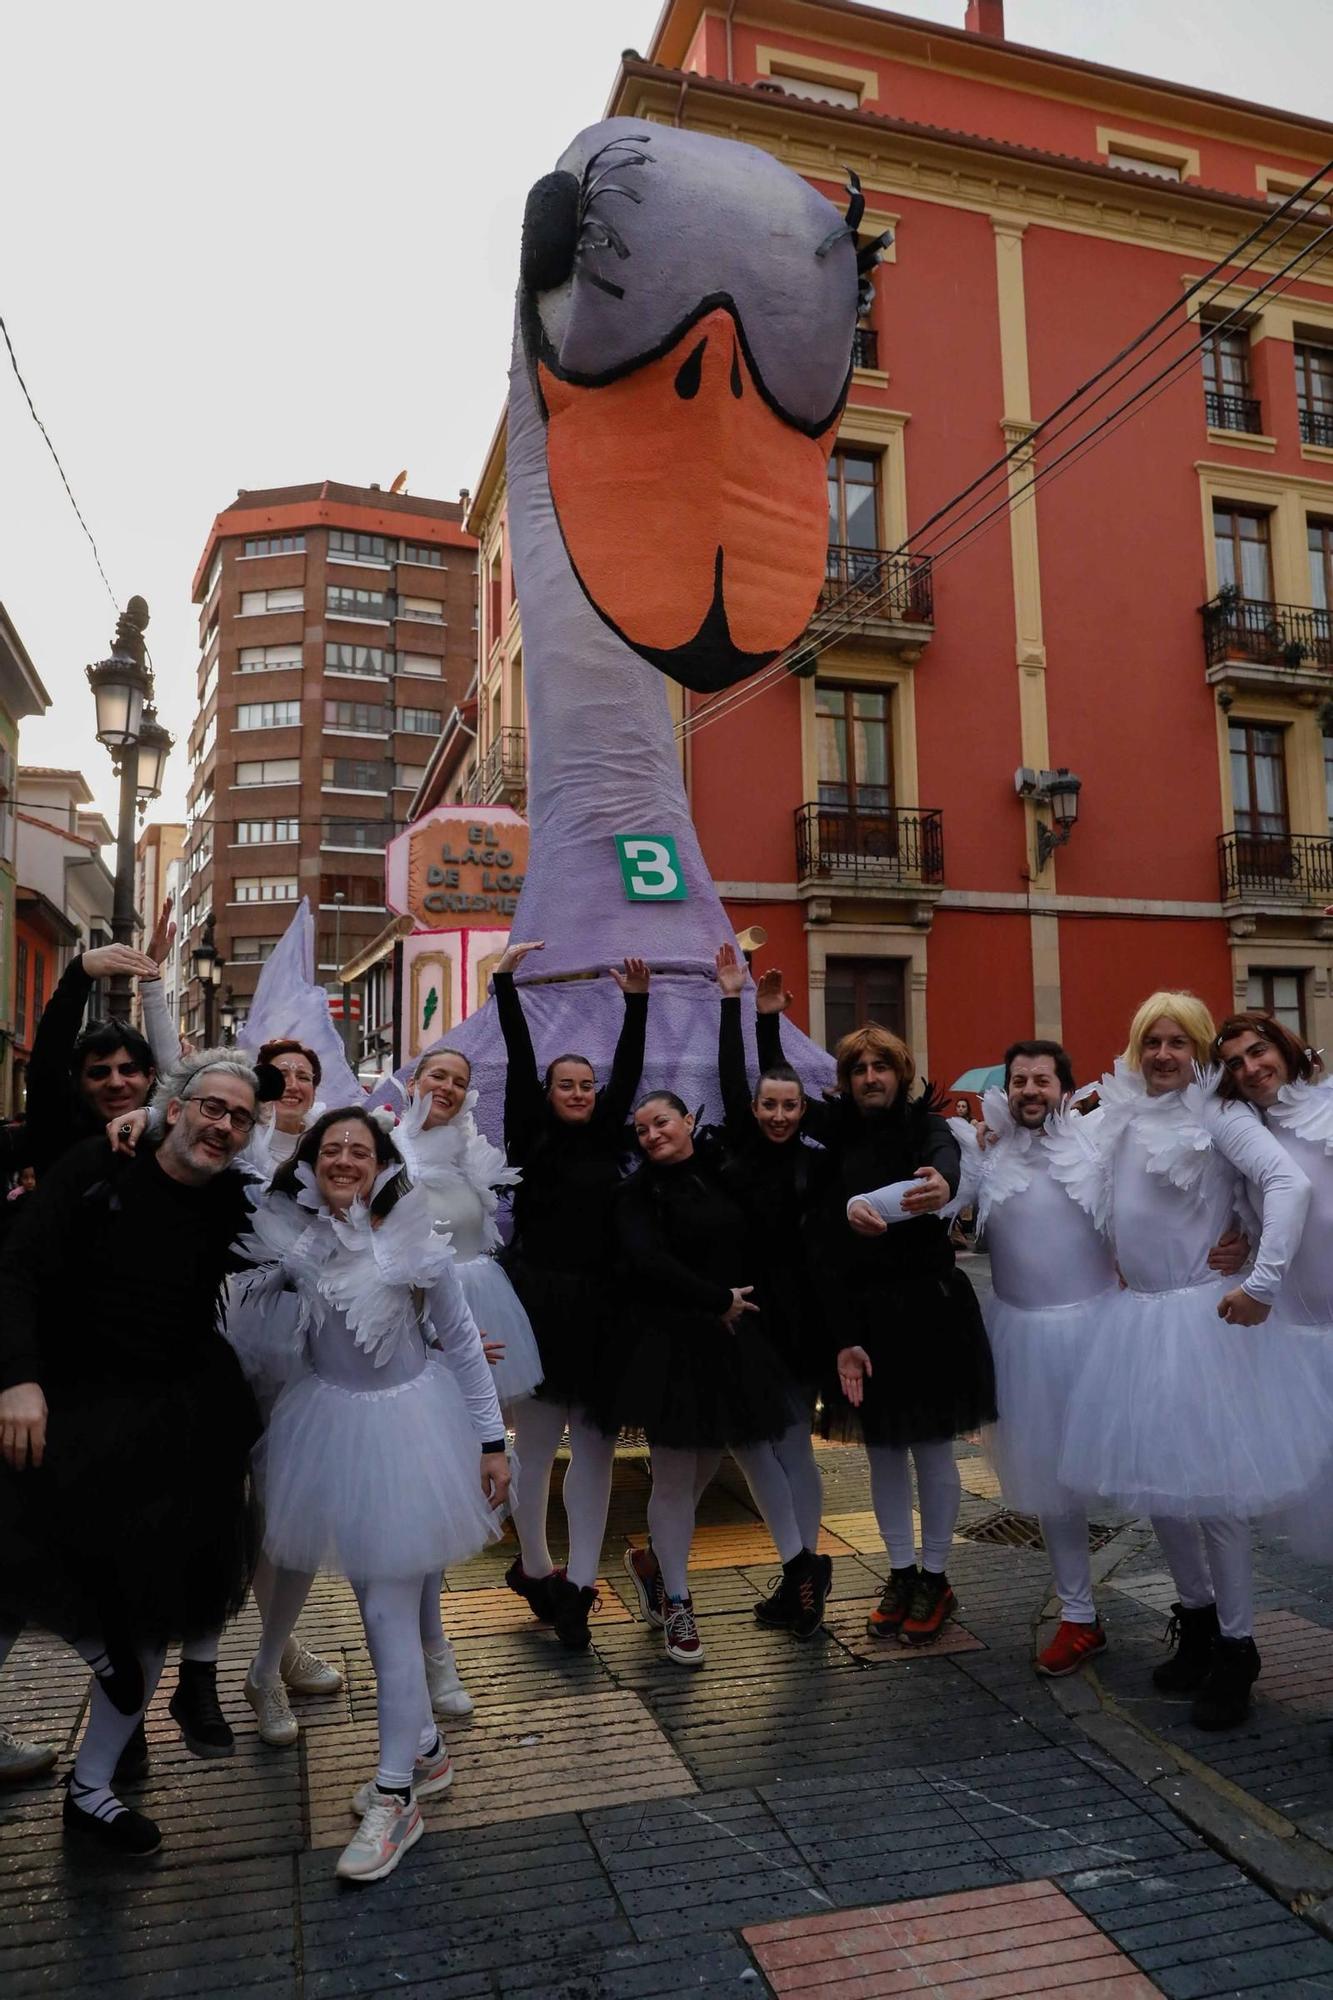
[455, 1256, 543, 1409]
[1266, 1312, 1333, 1557]
[255, 1352, 503, 1581]
[1058, 1277, 1333, 1519]
[984, 1291, 1114, 1517]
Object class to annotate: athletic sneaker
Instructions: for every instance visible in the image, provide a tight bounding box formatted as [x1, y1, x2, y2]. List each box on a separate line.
[1035, 1619, 1108, 1678]
[550, 1578, 600, 1651]
[663, 1596, 705, 1668]
[898, 1569, 957, 1646]
[505, 1557, 562, 1623]
[169, 1660, 235, 1758]
[0, 1726, 57, 1785]
[280, 1636, 343, 1696]
[335, 1788, 423, 1883]
[424, 1640, 473, 1718]
[623, 1545, 666, 1628]
[866, 1565, 918, 1641]
[352, 1737, 453, 1816]
[787, 1549, 831, 1640]
[244, 1669, 299, 1747]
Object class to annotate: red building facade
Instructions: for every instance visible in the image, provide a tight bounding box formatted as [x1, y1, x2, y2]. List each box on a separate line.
[458, 0, 1333, 1085]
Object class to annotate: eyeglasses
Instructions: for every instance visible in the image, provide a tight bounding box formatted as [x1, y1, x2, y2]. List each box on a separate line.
[186, 1095, 256, 1134]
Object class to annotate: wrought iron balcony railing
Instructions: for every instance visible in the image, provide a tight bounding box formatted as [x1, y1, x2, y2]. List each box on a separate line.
[820, 545, 934, 625]
[1204, 390, 1262, 433]
[796, 802, 944, 888]
[464, 726, 527, 807]
[1201, 592, 1333, 671]
[1299, 408, 1333, 447]
[1219, 830, 1333, 904]
[852, 327, 879, 370]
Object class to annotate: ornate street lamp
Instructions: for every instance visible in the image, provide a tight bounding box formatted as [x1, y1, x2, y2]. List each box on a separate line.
[1014, 764, 1084, 873]
[85, 597, 169, 1018]
[134, 704, 173, 803]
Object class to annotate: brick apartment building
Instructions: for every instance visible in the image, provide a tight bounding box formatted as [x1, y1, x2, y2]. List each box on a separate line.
[183, 480, 477, 1039]
[435, 0, 1333, 1083]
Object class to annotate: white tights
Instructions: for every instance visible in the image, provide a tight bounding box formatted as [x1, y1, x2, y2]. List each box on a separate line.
[68, 1642, 167, 1821]
[867, 1441, 962, 1573]
[509, 1400, 617, 1590]
[1152, 1514, 1254, 1640]
[1040, 1511, 1096, 1625]
[647, 1441, 814, 1599]
[351, 1574, 438, 1793]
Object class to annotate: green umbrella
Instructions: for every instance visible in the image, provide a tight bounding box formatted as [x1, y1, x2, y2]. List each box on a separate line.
[949, 1065, 1006, 1094]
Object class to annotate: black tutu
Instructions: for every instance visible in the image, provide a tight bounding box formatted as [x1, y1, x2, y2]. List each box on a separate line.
[759, 1268, 832, 1394]
[0, 1341, 259, 1651]
[589, 1305, 798, 1450]
[499, 1249, 611, 1410]
[818, 1268, 996, 1448]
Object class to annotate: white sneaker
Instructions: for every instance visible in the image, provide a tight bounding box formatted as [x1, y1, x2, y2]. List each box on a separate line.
[423, 1641, 473, 1718]
[351, 1736, 453, 1816]
[280, 1635, 343, 1696]
[0, 1725, 57, 1785]
[335, 1788, 423, 1882]
[244, 1669, 299, 1747]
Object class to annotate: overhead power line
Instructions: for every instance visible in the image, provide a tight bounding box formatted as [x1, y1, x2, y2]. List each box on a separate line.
[0, 311, 119, 611]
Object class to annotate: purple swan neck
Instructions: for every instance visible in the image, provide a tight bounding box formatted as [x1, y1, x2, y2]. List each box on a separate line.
[502, 341, 735, 981]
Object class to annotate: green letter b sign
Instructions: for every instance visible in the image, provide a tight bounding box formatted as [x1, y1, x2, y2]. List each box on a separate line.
[614, 833, 687, 902]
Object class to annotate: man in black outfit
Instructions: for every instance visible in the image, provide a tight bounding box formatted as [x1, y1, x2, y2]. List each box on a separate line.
[0, 1051, 263, 1856]
[23, 942, 164, 1176]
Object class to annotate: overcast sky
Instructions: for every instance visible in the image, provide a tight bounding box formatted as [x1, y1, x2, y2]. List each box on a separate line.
[2, 0, 1330, 830]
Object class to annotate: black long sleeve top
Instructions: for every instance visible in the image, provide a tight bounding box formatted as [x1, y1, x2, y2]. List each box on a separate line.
[0, 1139, 256, 1401]
[714, 997, 827, 1277]
[24, 954, 103, 1176]
[495, 970, 648, 1275]
[758, 1011, 961, 1290]
[614, 1150, 754, 1321]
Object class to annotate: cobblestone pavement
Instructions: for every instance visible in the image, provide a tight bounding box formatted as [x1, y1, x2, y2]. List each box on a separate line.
[6, 1260, 1333, 1996]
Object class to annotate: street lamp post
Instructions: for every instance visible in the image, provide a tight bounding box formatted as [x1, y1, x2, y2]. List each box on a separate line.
[85, 598, 173, 1019]
[330, 890, 353, 1057]
[191, 924, 223, 1045]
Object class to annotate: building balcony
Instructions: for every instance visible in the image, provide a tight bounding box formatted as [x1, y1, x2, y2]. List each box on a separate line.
[1300, 409, 1333, 448]
[851, 327, 879, 371]
[1218, 830, 1333, 915]
[463, 727, 527, 809]
[1200, 590, 1333, 696]
[1204, 390, 1262, 434]
[795, 802, 944, 922]
[809, 545, 934, 661]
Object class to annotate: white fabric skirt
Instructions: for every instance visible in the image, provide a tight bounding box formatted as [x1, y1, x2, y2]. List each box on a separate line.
[456, 1256, 544, 1410]
[1058, 1277, 1333, 1520]
[255, 1353, 503, 1581]
[1265, 1311, 1333, 1557]
[984, 1291, 1113, 1517]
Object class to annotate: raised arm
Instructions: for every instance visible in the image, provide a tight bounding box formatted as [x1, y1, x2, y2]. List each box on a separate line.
[138, 897, 183, 1071]
[599, 958, 650, 1132]
[753, 966, 842, 1147]
[492, 942, 547, 1162]
[714, 945, 752, 1137]
[24, 954, 94, 1172]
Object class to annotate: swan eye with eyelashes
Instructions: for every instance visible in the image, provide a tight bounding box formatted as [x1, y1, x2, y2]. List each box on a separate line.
[521, 171, 582, 294]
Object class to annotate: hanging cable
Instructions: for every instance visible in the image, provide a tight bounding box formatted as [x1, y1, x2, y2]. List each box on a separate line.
[0, 312, 119, 611]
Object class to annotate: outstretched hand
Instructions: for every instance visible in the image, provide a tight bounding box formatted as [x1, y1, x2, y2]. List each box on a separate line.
[836, 1345, 872, 1408]
[145, 895, 176, 968]
[714, 942, 745, 999]
[497, 940, 544, 976]
[754, 968, 791, 1016]
[610, 956, 650, 996]
[82, 943, 160, 983]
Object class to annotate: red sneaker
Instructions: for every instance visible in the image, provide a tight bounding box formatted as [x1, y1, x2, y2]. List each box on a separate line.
[1035, 1619, 1108, 1678]
[623, 1545, 665, 1629]
[898, 1569, 957, 1646]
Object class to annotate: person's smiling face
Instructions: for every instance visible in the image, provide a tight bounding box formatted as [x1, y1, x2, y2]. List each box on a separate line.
[1216, 1026, 1291, 1110]
[414, 1052, 471, 1130]
[316, 1118, 379, 1210]
[1140, 1016, 1196, 1096]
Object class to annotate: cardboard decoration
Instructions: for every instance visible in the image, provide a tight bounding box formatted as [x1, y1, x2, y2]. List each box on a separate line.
[375, 119, 874, 1130]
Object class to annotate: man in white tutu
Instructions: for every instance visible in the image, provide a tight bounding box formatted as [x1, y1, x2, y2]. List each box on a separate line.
[1057, 992, 1321, 1731]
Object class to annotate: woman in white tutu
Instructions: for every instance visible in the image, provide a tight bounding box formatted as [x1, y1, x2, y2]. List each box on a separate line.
[1057, 990, 1320, 1730]
[1213, 1012, 1333, 1562]
[393, 1045, 543, 1717]
[234, 1106, 510, 1883]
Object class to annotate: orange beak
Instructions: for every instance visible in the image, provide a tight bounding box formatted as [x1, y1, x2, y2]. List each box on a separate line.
[539, 307, 839, 691]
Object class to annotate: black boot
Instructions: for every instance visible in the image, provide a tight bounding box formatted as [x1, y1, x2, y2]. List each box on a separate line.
[505, 1557, 561, 1623]
[63, 1776, 161, 1857]
[168, 1661, 235, 1758]
[113, 1720, 150, 1786]
[550, 1578, 599, 1651]
[1151, 1601, 1220, 1692]
[786, 1550, 831, 1640]
[1191, 1635, 1261, 1730]
[752, 1571, 795, 1630]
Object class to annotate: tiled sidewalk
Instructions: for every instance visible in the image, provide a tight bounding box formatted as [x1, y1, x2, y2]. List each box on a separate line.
[4, 1439, 1333, 1997]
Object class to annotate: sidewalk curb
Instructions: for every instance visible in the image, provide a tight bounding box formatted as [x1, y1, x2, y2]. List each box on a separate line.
[1038, 1529, 1333, 1940]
